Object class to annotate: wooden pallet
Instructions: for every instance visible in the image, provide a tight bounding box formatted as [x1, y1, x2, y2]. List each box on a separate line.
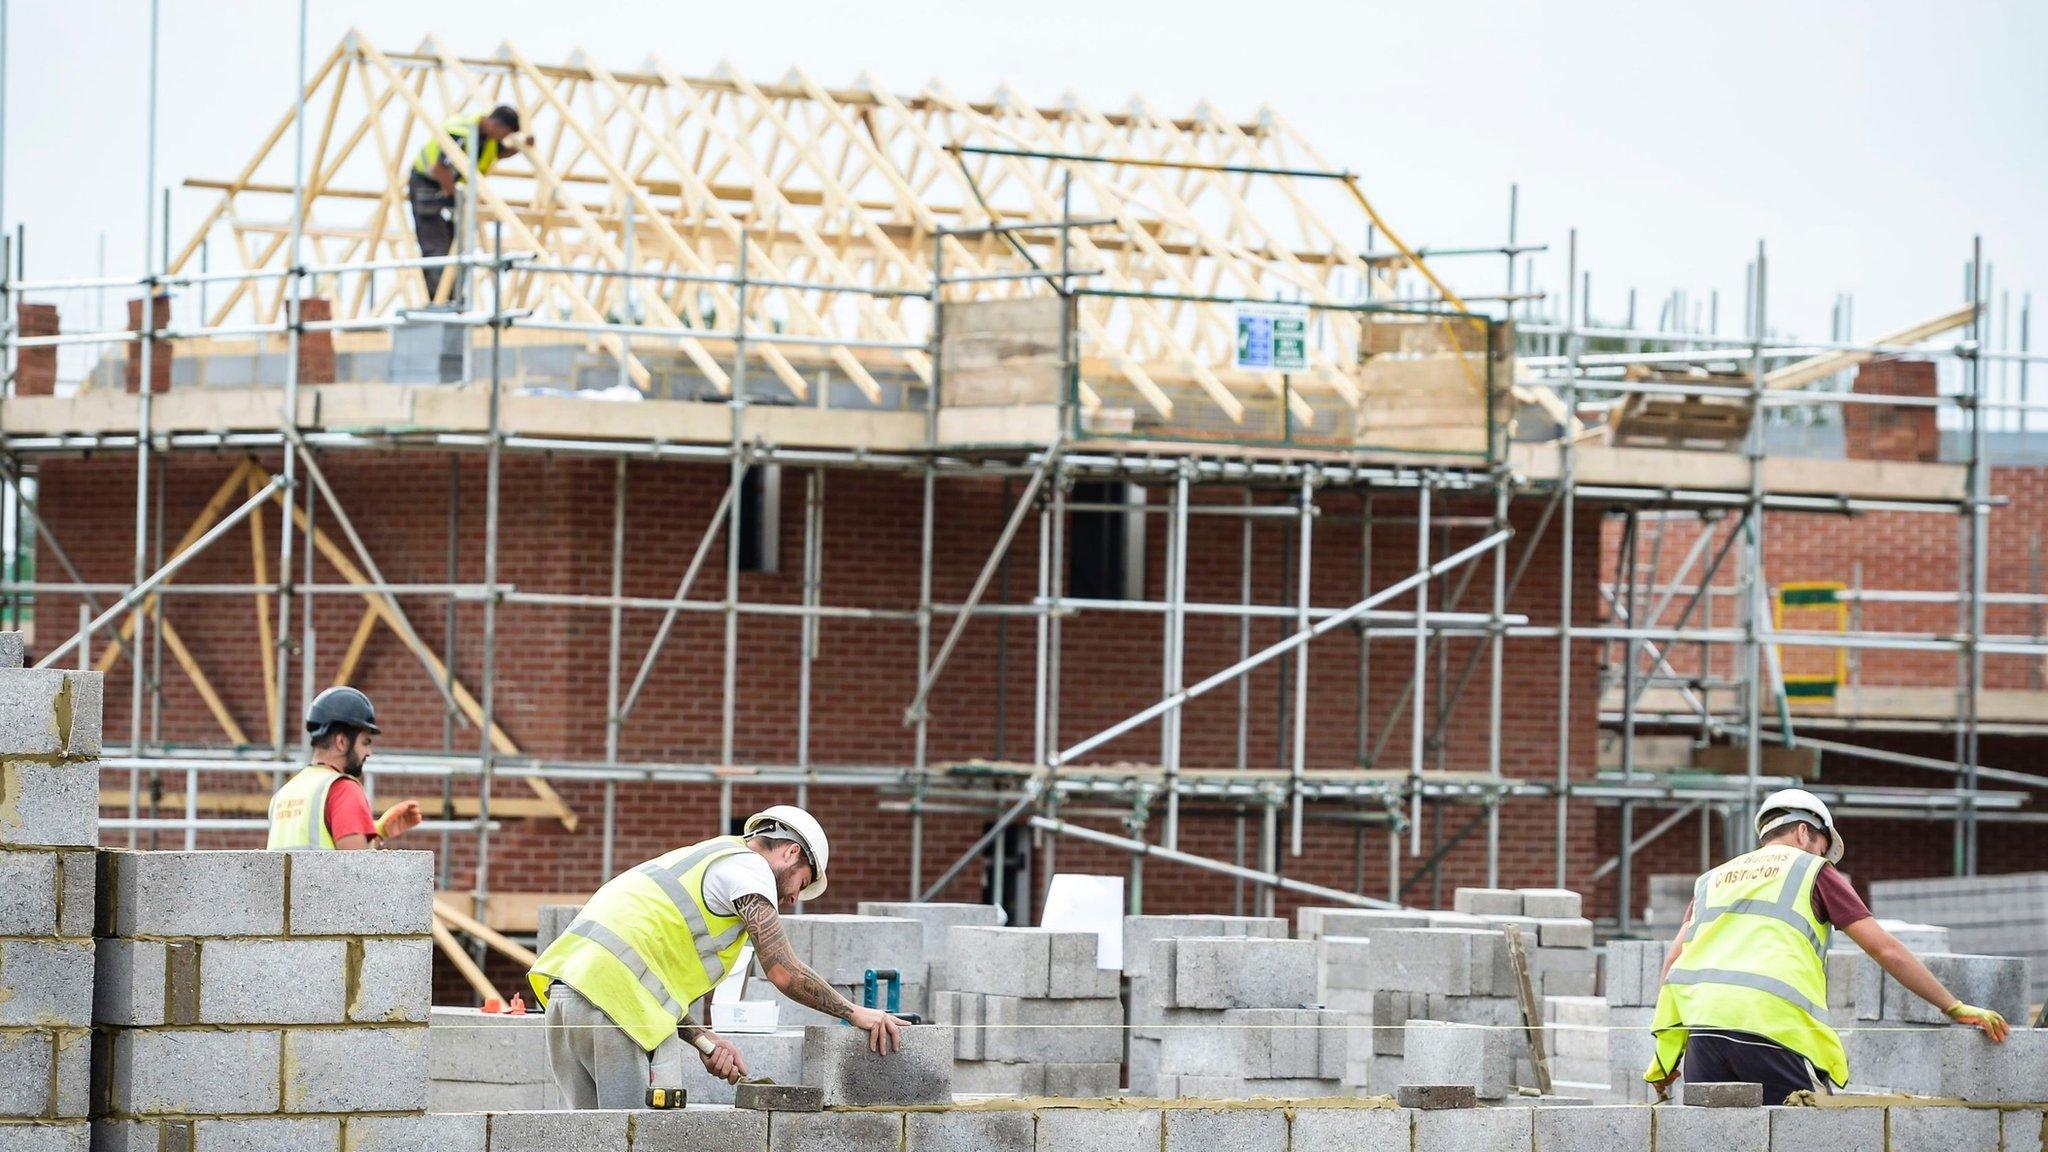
[1606, 366, 1755, 450]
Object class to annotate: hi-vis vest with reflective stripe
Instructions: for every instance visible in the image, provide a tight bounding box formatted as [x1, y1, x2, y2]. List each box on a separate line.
[411, 113, 500, 180]
[1644, 842, 1849, 1087]
[265, 765, 341, 850]
[527, 837, 752, 1052]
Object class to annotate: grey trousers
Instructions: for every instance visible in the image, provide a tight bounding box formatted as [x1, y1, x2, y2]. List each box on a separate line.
[543, 983, 686, 1110]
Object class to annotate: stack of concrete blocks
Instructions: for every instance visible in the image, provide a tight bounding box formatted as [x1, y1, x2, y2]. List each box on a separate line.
[1597, 939, 1665, 1103]
[1846, 927, 2029, 1096]
[934, 926, 1122, 1096]
[1297, 907, 1429, 1090]
[742, 913, 926, 1026]
[1643, 873, 1696, 939]
[1374, 916, 1547, 1096]
[0, 643, 101, 1152]
[855, 901, 1005, 997]
[428, 1008, 555, 1111]
[91, 850, 434, 1150]
[1127, 914, 1287, 1095]
[1145, 936, 1349, 1098]
[1874, 873, 2048, 1002]
[1542, 996, 1612, 1098]
[1454, 887, 1600, 999]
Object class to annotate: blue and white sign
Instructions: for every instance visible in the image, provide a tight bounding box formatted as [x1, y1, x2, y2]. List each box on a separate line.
[1233, 301, 1310, 372]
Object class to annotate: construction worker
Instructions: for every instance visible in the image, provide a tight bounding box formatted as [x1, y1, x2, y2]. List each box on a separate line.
[407, 104, 531, 300]
[528, 805, 903, 1108]
[1644, 788, 2009, 1103]
[265, 686, 423, 850]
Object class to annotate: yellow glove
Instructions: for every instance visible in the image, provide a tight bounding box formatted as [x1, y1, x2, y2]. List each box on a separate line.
[1945, 1002, 2010, 1043]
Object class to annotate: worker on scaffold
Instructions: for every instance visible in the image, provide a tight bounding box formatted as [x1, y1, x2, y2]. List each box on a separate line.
[266, 686, 423, 850]
[407, 104, 531, 302]
[529, 805, 903, 1108]
[1644, 788, 2008, 1103]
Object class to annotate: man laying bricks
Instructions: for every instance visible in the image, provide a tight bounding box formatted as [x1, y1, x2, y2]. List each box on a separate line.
[528, 804, 905, 1108]
[265, 686, 423, 850]
[1645, 787, 2009, 1103]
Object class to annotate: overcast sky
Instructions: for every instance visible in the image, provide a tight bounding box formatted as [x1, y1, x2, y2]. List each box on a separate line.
[3, 0, 2042, 346]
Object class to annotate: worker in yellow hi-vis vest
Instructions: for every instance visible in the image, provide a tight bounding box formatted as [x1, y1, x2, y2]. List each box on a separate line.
[528, 805, 903, 1109]
[266, 687, 423, 851]
[1645, 788, 2009, 1103]
[407, 104, 532, 301]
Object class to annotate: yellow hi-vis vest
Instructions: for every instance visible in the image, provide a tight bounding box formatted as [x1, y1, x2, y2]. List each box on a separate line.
[265, 765, 342, 850]
[1644, 842, 1849, 1088]
[528, 837, 753, 1052]
[411, 113, 500, 181]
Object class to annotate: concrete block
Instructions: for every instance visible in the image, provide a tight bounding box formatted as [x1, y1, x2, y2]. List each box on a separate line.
[0, 940, 91, 1028]
[1158, 1074, 1349, 1099]
[104, 1029, 282, 1116]
[1288, 1107, 1409, 1152]
[0, 669, 98, 758]
[1888, 1105, 1996, 1152]
[1843, 1025, 1943, 1095]
[0, 1123, 88, 1152]
[1128, 1036, 1161, 1095]
[1294, 907, 1429, 942]
[1413, 1106, 1529, 1152]
[424, 1081, 546, 1112]
[972, 994, 1123, 1064]
[1683, 1081, 1763, 1107]
[1319, 936, 1375, 992]
[1042, 1062, 1120, 1096]
[800, 1023, 951, 1105]
[858, 901, 1005, 967]
[1603, 941, 1665, 1007]
[281, 1028, 427, 1113]
[906, 1110, 1032, 1152]
[286, 851, 433, 935]
[951, 1059, 1044, 1095]
[1372, 929, 1483, 996]
[199, 939, 348, 1024]
[1765, 1104, 1882, 1151]
[0, 851, 58, 935]
[1164, 1108, 1286, 1152]
[1033, 1107, 1159, 1152]
[778, 914, 925, 986]
[732, 1082, 822, 1112]
[629, 1109, 768, 1152]
[102, 851, 286, 937]
[348, 938, 431, 1023]
[1048, 930, 1118, 998]
[1535, 918, 1595, 949]
[0, 761, 98, 849]
[1519, 888, 1584, 919]
[55, 853, 91, 939]
[344, 1114, 486, 1152]
[0, 1032, 56, 1118]
[93, 941, 166, 1027]
[1940, 1026, 2048, 1103]
[1170, 937, 1316, 1009]
[1654, 1106, 1770, 1152]
[678, 1029, 804, 1105]
[0, 634, 20, 669]
[427, 1008, 545, 1084]
[1425, 994, 1521, 1029]
[1125, 915, 1286, 976]
[768, 1111, 902, 1152]
[1403, 1021, 1511, 1099]
[944, 927, 1053, 997]
[1454, 888, 1524, 916]
[1396, 1083, 1476, 1109]
[1532, 1105, 1649, 1151]
[1871, 955, 2030, 1024]
[188, 1119, 340, 1152]
[485, 1111, 631, 1152]
[2001, 1111, 2045, 1152]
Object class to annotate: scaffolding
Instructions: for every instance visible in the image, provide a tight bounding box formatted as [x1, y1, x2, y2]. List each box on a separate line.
[1, 19, 2044, 937]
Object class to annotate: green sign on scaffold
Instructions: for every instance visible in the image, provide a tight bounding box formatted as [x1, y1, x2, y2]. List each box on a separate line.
[1233, 302, 1310, 373]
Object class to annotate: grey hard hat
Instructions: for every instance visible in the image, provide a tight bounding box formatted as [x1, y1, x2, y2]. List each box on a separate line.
[305, 686, 379, 742]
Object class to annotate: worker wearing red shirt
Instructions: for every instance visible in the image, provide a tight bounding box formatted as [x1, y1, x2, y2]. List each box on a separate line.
[266, 687, 422, 850]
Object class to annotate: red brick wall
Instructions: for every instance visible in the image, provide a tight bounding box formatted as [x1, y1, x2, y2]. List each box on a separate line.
[40, 452, 1604, 923]
[1845, 359, 1939, 463]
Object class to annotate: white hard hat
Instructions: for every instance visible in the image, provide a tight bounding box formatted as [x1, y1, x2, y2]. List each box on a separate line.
[1755, 788, 1844, 866]
[744, 805, 831, 901]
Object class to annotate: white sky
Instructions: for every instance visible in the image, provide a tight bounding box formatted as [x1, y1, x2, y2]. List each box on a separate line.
[3, 0, 2043, 345]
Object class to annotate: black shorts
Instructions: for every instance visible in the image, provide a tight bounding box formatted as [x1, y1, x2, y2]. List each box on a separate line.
[1682, 1029, 1829, 1105]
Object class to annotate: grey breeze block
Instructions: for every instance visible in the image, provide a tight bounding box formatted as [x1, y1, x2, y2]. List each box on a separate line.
[800, 1023, 952, 1106]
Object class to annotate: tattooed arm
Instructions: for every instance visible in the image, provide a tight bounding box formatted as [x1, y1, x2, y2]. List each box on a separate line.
[735, 894, 902, 1054]
[734, 893, 858, 1020]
